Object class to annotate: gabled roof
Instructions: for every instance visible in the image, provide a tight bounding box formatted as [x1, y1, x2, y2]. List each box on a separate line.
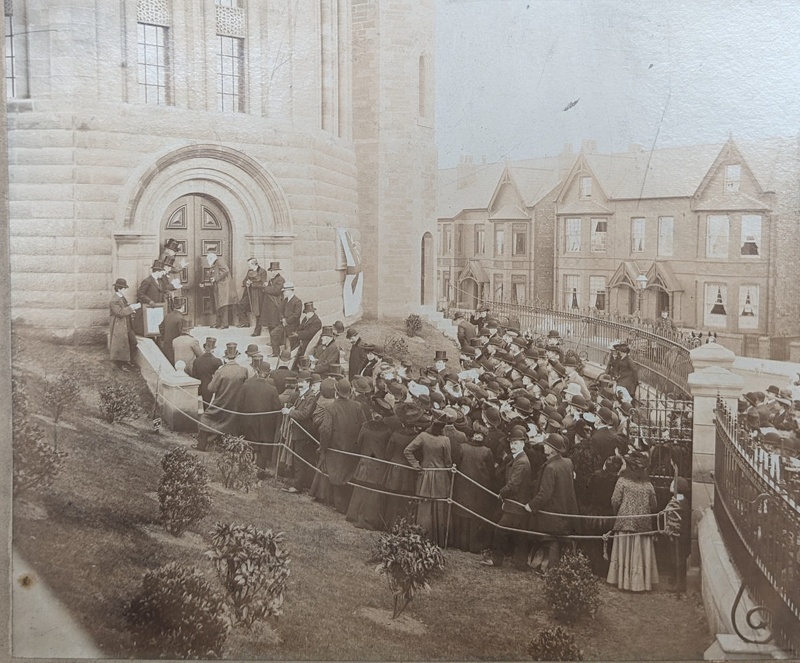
[646, 261, 682, 292]
[457, 258, 490, 284]
[608, 260, 644, 289]
[489, 204, 529, 220]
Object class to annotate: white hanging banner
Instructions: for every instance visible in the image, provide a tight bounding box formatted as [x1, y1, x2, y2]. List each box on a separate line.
[337, 227, 363, 317]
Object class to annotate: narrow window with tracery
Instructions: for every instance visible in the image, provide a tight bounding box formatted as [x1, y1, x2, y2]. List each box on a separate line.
[216, 0, 245, 112]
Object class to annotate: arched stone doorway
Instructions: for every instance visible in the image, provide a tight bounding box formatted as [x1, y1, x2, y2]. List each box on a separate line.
[161, 195, 232, 327]
[113, 144, 293, 311]
[420, 232, 434, 306]
[459, 277, 479, 309]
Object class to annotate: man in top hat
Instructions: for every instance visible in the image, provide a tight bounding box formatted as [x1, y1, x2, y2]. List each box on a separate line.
[281, 369, 321, 493]
[332, 320, 349, 364]
[256, 261, 285, 337]
[238, 257, 268, 331]
[192, 337, 223, 409]
[271, 349, 298, 394]
[133, 262, 167, 335]
[524, 432, 579, 572]
[238, 354, 282, 473]
[109, 278, 141, 370]
[316, 379, 368, 513]
[347, 328, 368, 380]
[240, 343, 261, 378]
[310, 326, 341, 377]
[171, 316, 202, 374]
[270, 281, 303, 354]
[612, 343, 638, 402]
[295, 301, 322, 355]
[195, 342, 248, 451]
[200, 252, 238, 329]
[481, 425, 534, 570]
[455, 311, 478, 353]
[158, 237, 188, 286]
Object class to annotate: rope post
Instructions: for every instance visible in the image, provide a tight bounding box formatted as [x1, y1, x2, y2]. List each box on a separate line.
[275, 413, 286, 484]
[443, 464, 456, 550]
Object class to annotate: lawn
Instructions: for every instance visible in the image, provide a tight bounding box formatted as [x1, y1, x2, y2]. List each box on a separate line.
[12, 323, 712, 660]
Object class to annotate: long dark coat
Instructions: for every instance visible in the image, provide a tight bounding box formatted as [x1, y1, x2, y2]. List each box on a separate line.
[499, 451, 534, 515]
[311, 339, 340, 376]
[159, 309, 184, 365]
[382, 426, 419, 528]
[199, 362, 248, 435]
[281, 296, 303, 333]
[260, 273, 285, 328]
[347, 420, 393, 530]
[528, 454, 579, 535]
[191, 351, 223, 408]
[319, 397, 367, 485]
[238, 376, 281, 444]
[452, 440, 495, 518]
[210, 258, 238, 308]
[134, 274, 165, 335]
[616, 354, 639, 398]
[348, 338, 368, 380]
[241, 266, 267, 317]
[108, 295, 137, 362]
[296, 313, 323, 354]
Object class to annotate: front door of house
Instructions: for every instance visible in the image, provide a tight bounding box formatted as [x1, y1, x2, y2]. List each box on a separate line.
[161, 195, 232, 327]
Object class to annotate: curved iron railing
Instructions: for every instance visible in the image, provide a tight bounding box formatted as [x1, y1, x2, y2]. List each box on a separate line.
[714, 399, 800, 656]
[482, 301, 694, 397]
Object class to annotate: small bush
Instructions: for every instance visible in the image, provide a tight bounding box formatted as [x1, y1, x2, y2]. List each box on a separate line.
[216, 435, 259, 492]
[207, 523, 291, 628]
[543, 549, 600, 623]
[99, 383, 140, 424]
[527, 626, 584, 661]
[42, 372, 81, 424]
[405, 314, 423, 338]
[383, 335, 410, 360]
[12, 375, 67, 496]
[375, 518, 445, 619]
[126, 562, 229, 659]
[158, 446, 213, 536]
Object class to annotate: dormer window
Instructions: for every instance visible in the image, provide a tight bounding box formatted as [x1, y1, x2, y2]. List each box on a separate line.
[579, 176, 592, 199]
[725, 164, 741, 192]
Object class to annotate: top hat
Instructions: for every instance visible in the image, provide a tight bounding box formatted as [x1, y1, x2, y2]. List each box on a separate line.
[245, 343, 259, 356]
[434, 350, 448, 362]
[113, 278, 129, 289]
[296, 356, 311, 370]
[251, 352, 264, 365]
[282, 281, 295, 291]
[268, 261, 281, 271]
[151, 260, 165, 271]
[164, 238, 181, 252]
[204, 337, 217, 351]
[321, 325, 335, 338]
[544, 433, 567, 454]
[224, 342, 240, 359]
[303, 302, 316, 313]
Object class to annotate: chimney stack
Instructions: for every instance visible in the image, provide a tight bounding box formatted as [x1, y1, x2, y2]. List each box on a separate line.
[457, 155, 477, 190]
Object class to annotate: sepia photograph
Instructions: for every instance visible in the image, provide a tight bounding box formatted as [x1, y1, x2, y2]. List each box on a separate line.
[3, 0, 800, 660]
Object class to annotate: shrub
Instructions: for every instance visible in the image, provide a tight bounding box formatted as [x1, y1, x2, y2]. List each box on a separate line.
[543, 549, 600, 623]
[42, 372, 81, 424]
[126, 562, 229, 659]
[527, 626, 584, 661]
[12, 375, 67, 496]
[216, 435, 259, 492]
[405, 313, 423, 338]
[207, 523, 291, 628]
[98, 383, 140, 424]
[375, 518, 445, 619]
[158, 446, 213, 536]
[383, 335, 410, 360]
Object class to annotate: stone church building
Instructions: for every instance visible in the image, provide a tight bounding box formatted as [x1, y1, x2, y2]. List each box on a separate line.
[4, 0, 437, 343]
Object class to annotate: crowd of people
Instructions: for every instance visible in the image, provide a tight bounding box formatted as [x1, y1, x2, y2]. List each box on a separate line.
[108, 242, 695, 590]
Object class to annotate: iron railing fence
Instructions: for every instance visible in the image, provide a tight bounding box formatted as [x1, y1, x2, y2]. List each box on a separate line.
[714, 398, 800, 655]
[483, 301, 694, 397]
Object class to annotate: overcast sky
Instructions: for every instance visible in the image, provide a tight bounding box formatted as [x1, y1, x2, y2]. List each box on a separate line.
[435, 0, 800, 168]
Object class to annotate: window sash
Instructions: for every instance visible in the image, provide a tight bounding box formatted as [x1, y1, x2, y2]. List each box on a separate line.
[725, 164, 741, 191]
[137, 23, 170, 105]
[495, 229, 505, 256]
[706, 215, 729, 258]
[513, 230, 527, 255]
[563, 275, 580, 309]
[475, 227, 485, 254]
[631, 218, 645, 252]
[658, 217, 674, 256]
[580, 177, 592, 198]
[590, 218, 607, 252]
[705, 283, 728, 327]
[740, 215, 761, 256]
[217, 35, 244, 112]
[590, 276, 606, 311]
[565, 218, 581, 252]
[738, 285, 759, 329]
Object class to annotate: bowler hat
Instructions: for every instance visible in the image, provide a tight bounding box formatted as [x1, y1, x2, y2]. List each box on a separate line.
[335, 379, 352, 398]
[544, 433, 567, 454]
[597, 406, 615, 426]
[320, 378, 337, 398]
[550, 362, 567, 377]
[524, 346, 540, 360]
[113, 278, 129, 289]
[482, 405, 502, 428]
[372, 398, 394, 418]
[352, 376, 372, 394]
[570, 395, 589, 411]
[547, 330, 561, 339]
[321, 325, 335, 337]
[246, 343, 259, 356]
[513, 396, 533, 414]
[224, 342, 239, 359]
[614, 342, 630, 353]
[297, 370, 312, 382]
[303, 302, 316, 313]
[268, 261, 281, 271]
[333, 321, 345, 333]
[310, 373, 322, 384]
[508, 425, 528, 442]
[278, 349, 293, 363]
[564, 355, 579, 368]
[346, 328, 359, 339]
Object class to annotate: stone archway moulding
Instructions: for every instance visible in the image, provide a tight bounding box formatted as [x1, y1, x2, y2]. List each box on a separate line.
[113, 143, 295, 293]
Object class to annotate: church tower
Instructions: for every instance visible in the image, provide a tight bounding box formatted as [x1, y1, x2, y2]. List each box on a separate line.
[352, 0, 438, 318]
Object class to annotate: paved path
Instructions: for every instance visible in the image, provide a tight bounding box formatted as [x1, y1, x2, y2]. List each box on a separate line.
[12, 550, 102, 658]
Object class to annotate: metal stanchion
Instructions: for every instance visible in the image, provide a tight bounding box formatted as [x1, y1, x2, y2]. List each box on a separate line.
[443, 464, 456, 550]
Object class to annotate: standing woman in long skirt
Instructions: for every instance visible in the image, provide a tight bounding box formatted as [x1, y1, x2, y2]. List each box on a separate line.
[607, 450, 659, 592]
[403, 409, 453, 546]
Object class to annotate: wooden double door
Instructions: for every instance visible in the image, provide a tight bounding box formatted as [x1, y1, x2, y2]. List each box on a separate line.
[161, 195, 232, 327]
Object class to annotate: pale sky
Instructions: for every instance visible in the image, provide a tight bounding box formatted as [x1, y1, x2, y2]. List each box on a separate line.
[435, 0, 800, 168]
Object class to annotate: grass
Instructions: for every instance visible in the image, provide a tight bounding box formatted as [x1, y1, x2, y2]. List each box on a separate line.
[12, 324, 712, 660]
[352, 316, 461, 370]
